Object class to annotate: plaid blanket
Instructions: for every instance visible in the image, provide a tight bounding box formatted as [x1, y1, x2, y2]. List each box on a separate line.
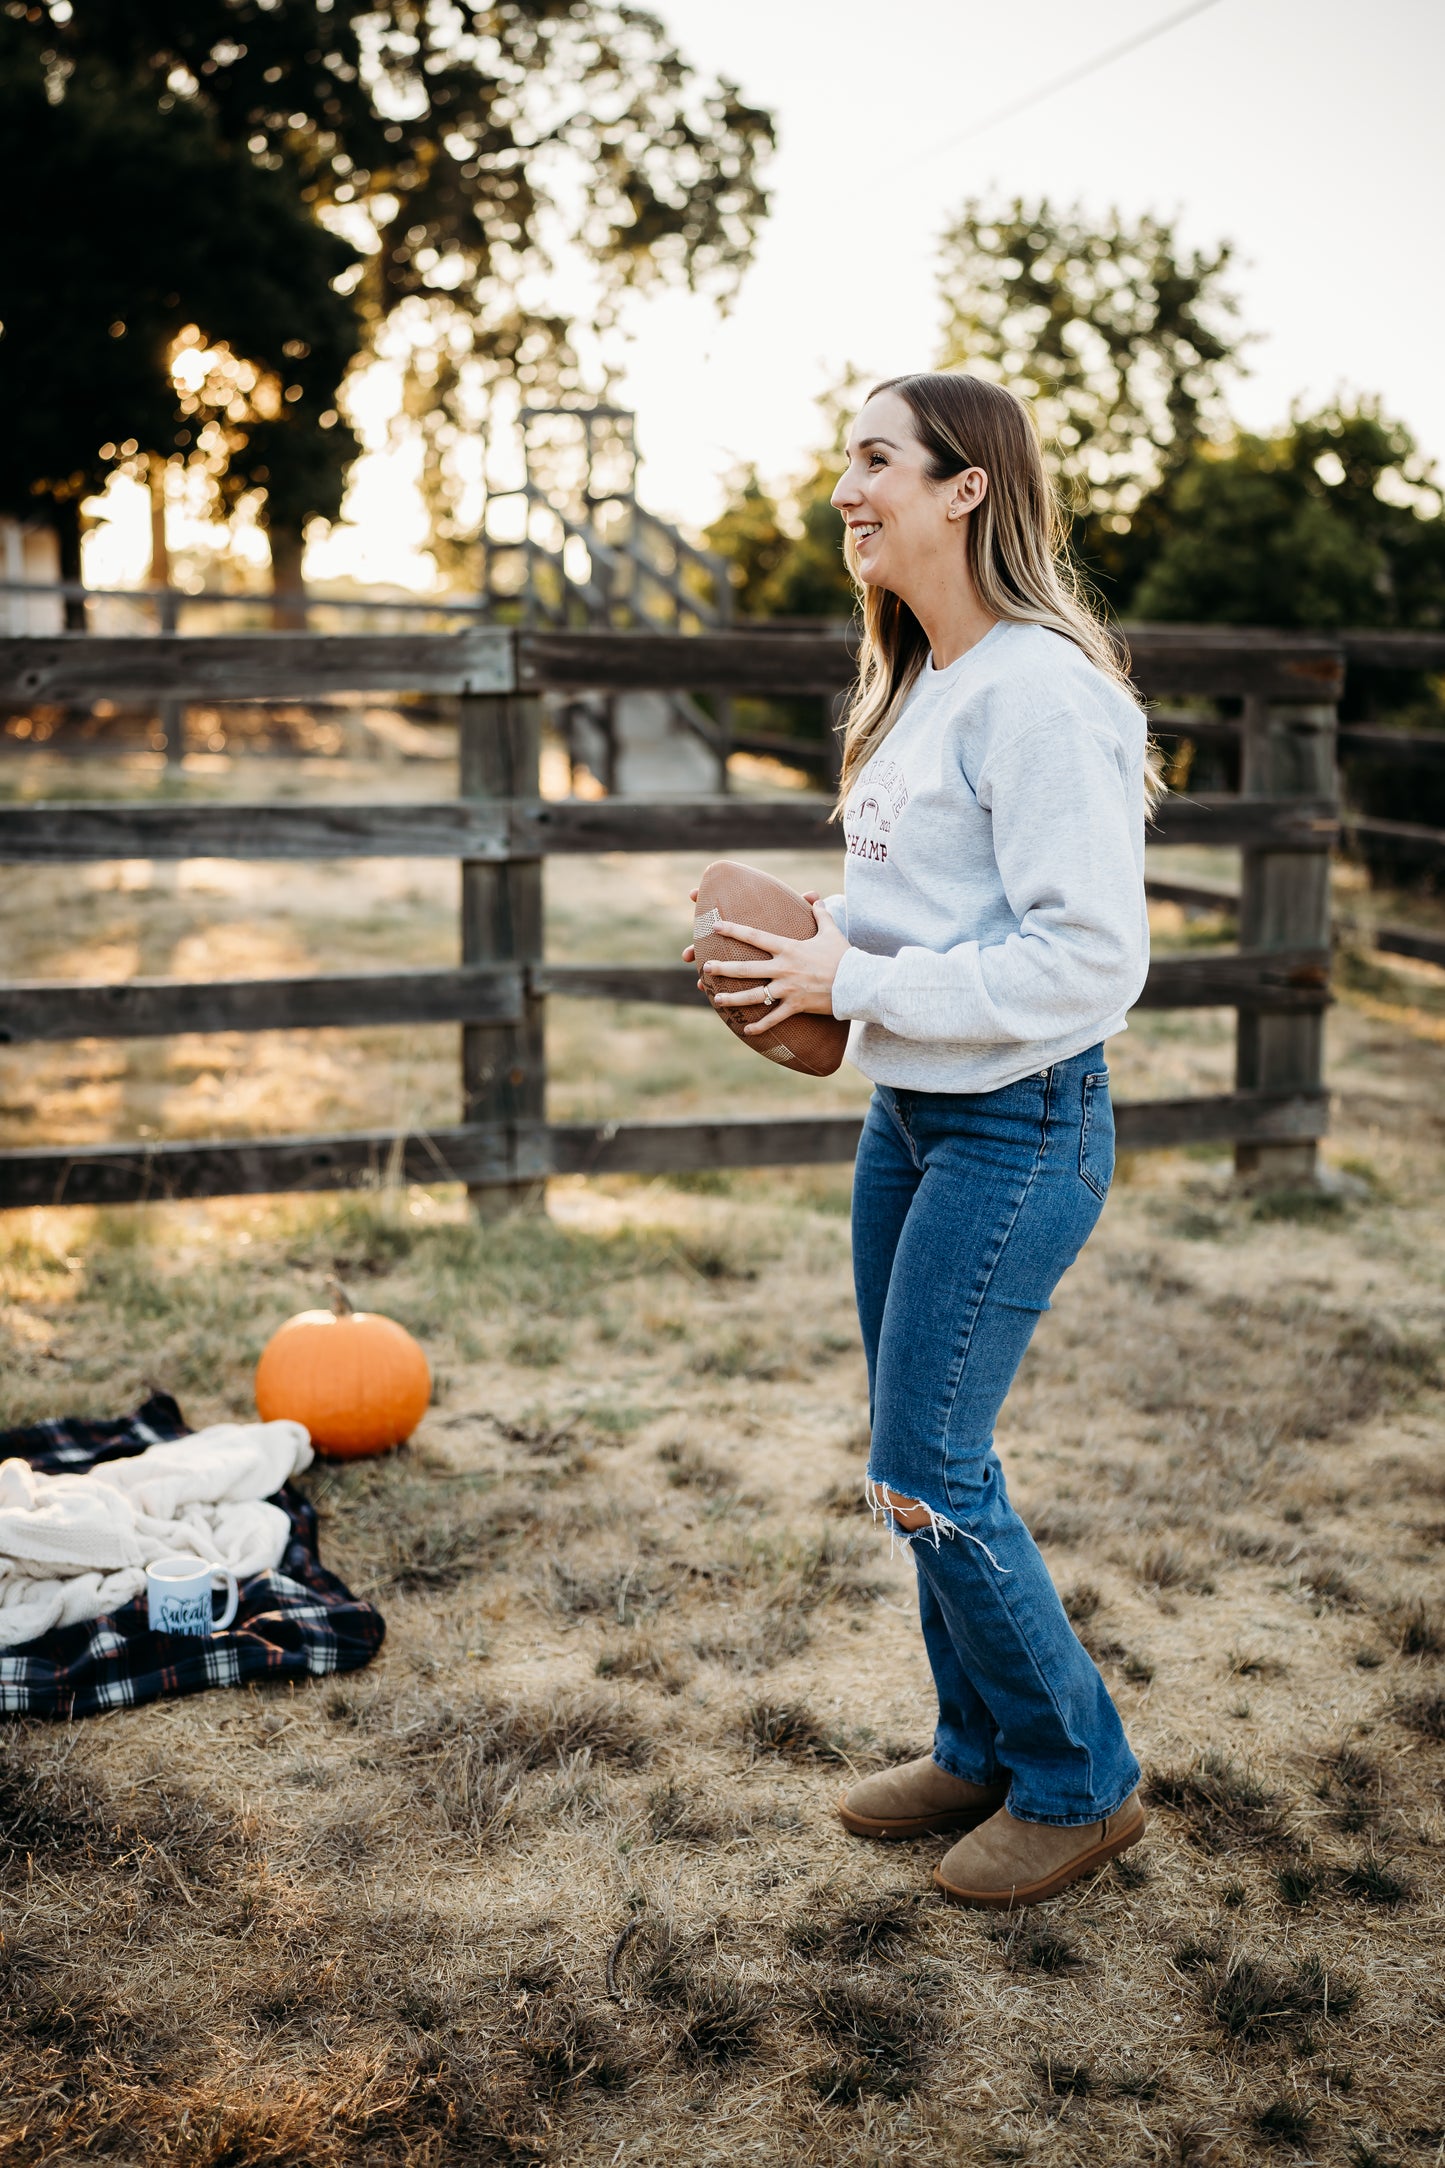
[0, 1393, 385, 1719]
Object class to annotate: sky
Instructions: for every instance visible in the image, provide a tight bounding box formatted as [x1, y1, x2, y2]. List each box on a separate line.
[82, 0, 1445, 589]
[615, 0, 1445, 528]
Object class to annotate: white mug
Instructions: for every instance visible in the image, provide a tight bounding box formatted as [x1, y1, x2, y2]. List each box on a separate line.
[146, 1553, 240, 1638]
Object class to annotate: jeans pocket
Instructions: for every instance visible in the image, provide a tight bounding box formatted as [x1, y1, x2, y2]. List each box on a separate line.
[1079, 1072, 1114, 1201]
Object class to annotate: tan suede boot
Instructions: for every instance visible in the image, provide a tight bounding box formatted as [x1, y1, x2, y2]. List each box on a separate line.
[838, 1756, 1009, 1840]
[934, 1790, 1146, 1906]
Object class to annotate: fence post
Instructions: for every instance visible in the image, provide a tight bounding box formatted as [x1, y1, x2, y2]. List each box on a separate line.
[156, 590, 185, 769]
[1233, 689, 1338, 1183]
[459, 677, 546, 1216]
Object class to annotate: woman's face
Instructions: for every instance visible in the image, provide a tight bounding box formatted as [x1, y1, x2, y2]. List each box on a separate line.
[830, 390, 985, 595]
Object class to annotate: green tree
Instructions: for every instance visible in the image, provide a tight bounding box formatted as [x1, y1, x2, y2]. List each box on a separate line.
[1135, 401, 1445, 879]
[0, 16, 363, 622]
[763, 457, 858, 619]
[704, 413, 856, 765]
[705, 467, 792, 618]
[706, 382, 859, 623]
[1130, 400, 1445, 629]
[21, 0, 774, 597]
[935, 196, 1243, 601]
[708, 204, 1245, 623]
[706, 459, 855, 621]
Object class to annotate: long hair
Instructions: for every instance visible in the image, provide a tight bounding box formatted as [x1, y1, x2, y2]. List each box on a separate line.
[835, 371, 1160, 809]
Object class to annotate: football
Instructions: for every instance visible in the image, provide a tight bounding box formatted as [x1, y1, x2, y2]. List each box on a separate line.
[692, 860, 850, 1077]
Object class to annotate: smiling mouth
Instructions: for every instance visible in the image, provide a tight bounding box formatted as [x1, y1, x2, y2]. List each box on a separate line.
[851, 522, 881, 544]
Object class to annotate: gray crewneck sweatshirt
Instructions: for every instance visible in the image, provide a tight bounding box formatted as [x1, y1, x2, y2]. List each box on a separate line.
[824, 620, 1149, 1094]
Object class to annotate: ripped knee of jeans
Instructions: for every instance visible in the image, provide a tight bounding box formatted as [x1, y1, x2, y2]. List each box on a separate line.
[864, 1477, 1011, 1572]
[871, 1482, 934, 1533]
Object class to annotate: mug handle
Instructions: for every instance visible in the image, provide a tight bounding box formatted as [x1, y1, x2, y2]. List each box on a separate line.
[211, 1569, 240, 1632]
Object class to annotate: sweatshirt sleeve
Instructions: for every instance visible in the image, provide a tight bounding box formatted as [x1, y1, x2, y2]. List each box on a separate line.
[830, 711, 1146, 1045]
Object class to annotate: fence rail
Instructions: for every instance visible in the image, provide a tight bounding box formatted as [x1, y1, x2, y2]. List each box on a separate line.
[0, 1094, 1333, 1213]
[1142, 873, 1445, 972]
[0, 790, 1339, 866]
[0, 625, 1356, 1208]
[0, 623, 1361, 703]
[3, 585, 1443, 670]
[0, 946, 1332, 1046]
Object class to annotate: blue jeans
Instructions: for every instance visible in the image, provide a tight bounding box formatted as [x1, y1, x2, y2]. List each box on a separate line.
[852, 1047, 1140, 1826]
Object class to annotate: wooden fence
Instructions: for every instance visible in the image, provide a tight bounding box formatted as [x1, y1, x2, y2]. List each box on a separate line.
[0, 623, 1358, 1210]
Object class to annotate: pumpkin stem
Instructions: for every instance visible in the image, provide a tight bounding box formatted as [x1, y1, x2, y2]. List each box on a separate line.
[326, 1274, 355, 1319]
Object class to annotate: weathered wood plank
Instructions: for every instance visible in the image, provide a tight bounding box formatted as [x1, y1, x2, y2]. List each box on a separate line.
[1337, 725, 1445, 764]
[1339, 632, 1445, 672]
[0, 948, 1331, 1045]
[545, 1115, 867, 1177]
[731, 728, 834, 767]
[543, 1095, 1331, 1170]
[1145, 873, 1239, 914]
[0, 625, 1355, 708]
[518, 628, 857, 697]
[0, 801, 510, 863]
[1234, 698, 1337, 1181]
[460, 691, 546, 1214]
[1122, 627, 1345, 702]
[0, 966, 524, 1043]
[534, 964, 705, 1007]
[1344, 813, 1445, 855]
[510, 795, 839, 856]
[514, 793, 1336, 857]
[521, 626, 1349, 700]
[0, 793, 836, 863]
[0, 791, 1334, 865]
[0, 1127, 515, 1208]
[1148, 794, 1337, 849]
[1113, 1089, 1329, 1151]
[0, 631, 515, 702]
[1136, 948, 1330, 1010]
[1146, 714, 1241, 747]
[1374, 923, 1445, 970]
[0, 1092, 1332, 1208]
[1144, 715, 1445, 771]
[551, 1094, 1330, 1171]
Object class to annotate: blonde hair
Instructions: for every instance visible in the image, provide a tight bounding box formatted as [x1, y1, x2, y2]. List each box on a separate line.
[835, 371, 1161, 810]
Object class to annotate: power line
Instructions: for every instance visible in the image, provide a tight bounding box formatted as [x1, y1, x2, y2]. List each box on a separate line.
[904, 0, 1227, 171]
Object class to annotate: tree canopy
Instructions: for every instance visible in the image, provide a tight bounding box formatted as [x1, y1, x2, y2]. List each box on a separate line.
[705, 385, 858, 623]
[1131, 400, 1445, 630]
[54, 1, 773, 318]
[705, 199, 1247, 627]
[3, 0, 774, 586]
[0, 11, 363, 598]
[935, 197, 1247, 604]
[707, 196, 1445, 660]
[936, 197, 1242, 519]
[705, 457, 855, 622]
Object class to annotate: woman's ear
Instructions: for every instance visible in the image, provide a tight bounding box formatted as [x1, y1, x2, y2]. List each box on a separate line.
[946, 467, 989, 521]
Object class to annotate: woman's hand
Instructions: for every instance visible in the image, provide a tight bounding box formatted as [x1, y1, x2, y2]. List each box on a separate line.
[682, 888, 850, 1034]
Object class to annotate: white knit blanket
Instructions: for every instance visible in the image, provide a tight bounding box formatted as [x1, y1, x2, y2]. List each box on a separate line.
[0, 1420, 314, 1649]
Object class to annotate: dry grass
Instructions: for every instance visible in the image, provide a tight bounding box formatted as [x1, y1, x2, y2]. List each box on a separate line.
[2, 777, 1445, 2163]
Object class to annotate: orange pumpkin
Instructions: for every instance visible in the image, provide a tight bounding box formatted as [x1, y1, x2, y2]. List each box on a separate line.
[254, 1278, 431, 1458]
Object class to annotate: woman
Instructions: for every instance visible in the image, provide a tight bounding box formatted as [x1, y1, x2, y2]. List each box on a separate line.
[695, 371, 1153, 1908]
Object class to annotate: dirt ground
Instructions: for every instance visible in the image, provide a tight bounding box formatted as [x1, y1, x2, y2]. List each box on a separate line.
[2, 746, 1444, 2167]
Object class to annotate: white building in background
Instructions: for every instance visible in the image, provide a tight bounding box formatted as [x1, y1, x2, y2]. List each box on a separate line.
[1, 516, 63, 633]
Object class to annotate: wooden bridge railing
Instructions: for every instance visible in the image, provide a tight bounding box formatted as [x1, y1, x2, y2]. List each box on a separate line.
[0, 624, 1347, 1211]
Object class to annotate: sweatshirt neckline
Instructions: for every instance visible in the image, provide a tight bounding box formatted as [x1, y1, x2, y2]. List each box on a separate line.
[924, 619, 1010, 681]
